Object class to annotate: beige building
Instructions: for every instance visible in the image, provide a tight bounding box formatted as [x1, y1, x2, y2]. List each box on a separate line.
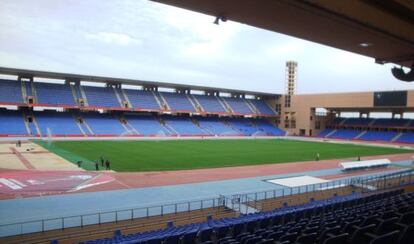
[268, 90, 414, 136]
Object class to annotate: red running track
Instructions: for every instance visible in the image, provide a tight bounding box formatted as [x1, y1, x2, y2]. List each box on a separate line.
[0, 153, 413, 200]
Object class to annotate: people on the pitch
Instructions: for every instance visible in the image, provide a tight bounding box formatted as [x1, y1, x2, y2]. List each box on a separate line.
[316, 153, 320, 161]
[95, 161, 99, 171]
[105, 159, 111, 170]
[77, 160, 82, 168]
[100, 156, 105, 167]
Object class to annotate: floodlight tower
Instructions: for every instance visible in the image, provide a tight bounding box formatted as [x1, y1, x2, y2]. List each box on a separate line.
[284, 61, 297, 107]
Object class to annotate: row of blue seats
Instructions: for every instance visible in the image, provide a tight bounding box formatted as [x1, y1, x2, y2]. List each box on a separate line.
[317, 128, 414, 144]
[0, 110, 284, 137]
[331, 118, 414, 128]
[81, 189, 413, 244]
[0, 79, 276, 116]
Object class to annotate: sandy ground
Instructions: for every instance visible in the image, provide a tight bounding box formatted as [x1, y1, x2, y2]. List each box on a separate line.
[0, 141, 81, 171]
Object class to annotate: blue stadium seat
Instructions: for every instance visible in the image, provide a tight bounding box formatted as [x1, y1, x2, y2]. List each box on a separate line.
[163, 116, 208, 136]
[193, 95, 228, 114]
[82, 113, 126, 135]
[0, 110, 28, 135]
[35, 111, 82, 136]
[35, 82, 76, 106]
[125, 115, 171, 136]
[160, 92, 196, 112]
[250, 99, 276, 116]
[83, 86, 121, 108]
[223, 97, 253, 114]
[124, 89, 161, 110]
[81, 186, 414, 244]
[0, 79, 24, 104]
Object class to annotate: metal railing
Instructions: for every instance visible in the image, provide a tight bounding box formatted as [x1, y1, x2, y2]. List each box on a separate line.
[0, 197, 224, 237]
[1, 169, 413, 237]
[229, 169, 414, 213]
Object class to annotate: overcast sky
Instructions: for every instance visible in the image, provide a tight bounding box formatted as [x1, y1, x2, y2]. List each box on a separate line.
[0, 0, 413, 94]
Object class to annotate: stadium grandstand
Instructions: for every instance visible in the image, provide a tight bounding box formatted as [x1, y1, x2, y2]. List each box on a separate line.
[1, 0, 414, 244]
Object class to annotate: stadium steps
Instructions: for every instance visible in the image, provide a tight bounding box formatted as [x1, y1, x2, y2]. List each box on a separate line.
[157, 117, 178, 135]
[186, 94, 200, 112]
[20, 79, 27, 103]
[0, 207, 236, 244]
[70, 84, 80, 106]
[404, 120, 413, 127]
[338, 118, 347, 125]
[368, 118, 377, 126]
[156, 92, 171, 111]
[29, 113, 42, 136]
[112, 87, 124, 107]
[77, 115, 94, 135]
[31, 81, 38, 103]
[22, 112, 31, 135]
[120, 88, 132, 108]
[244, 99, 258, 114]
[217, 97, 233, 113]
[246, 99, 259, 114]
[79, 85, 89, 106]
[190, 94, 205, 113]
[151, 91, 165, 110]
[119, 116, 139, 135]
[74, 115, 87, 136]
[392, 132, 403, 142]
[325, 129, 337, 138]
[355, 130, 367, 139]
[191, 118, 212, 135]
[164, 123, 179, 135]
[24, 81, 32, 97]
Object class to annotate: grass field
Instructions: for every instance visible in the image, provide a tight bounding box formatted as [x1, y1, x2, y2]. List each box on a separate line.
[37, 139, 412, 172]
[36, 139, 413, 172]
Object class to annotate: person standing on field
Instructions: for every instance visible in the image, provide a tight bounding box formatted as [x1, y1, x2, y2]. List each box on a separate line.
[100, 156, 105, 167]
[95, 161, 99, 171]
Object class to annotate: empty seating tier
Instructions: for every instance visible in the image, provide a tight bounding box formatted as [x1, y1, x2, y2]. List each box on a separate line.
[360, 131, 398, 142]
[397, 133, 414, 144]
[82, 113, 126, 136]
[193, 95, 228, 114]
[160, 92, 196, 112]
[328, 129, 363, 139]
[35, 111, 81, 136]
[224, 97, 253, 114]
[250, 99, 276, 116]
[125, 115, 171, 136]
[0, 109, 285, 137]
[163, 116, 208, 136]
[197, 117, 241, 136]
[35, 82, 76, 106]
[83, 86, 121, 108]
[0, 110, 28, 135]
[124, 89, 161, 110]
[0, 79, 23, 104]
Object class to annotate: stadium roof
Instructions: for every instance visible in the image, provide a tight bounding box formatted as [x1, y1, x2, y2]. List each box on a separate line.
[153, 0, 414, 67]
[0, 66, 279, 97]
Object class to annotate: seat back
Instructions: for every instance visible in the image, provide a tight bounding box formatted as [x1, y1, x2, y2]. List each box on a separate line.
[370, 230, 400, 244]
[322, 233, 349, 244]
[398, 224, 414, 244]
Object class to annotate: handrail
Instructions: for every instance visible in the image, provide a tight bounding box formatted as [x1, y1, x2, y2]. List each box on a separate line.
[7, 207, 235, 243]
[0, 196, 223, 237]
[231, 169, 414, 207]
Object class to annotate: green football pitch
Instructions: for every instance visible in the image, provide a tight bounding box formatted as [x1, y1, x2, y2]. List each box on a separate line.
[36, 139, 412, 172]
